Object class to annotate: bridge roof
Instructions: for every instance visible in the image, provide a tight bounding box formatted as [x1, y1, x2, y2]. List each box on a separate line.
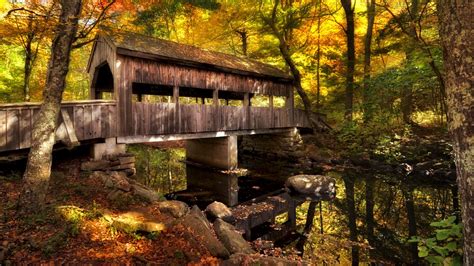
[99, 31, 293, 81]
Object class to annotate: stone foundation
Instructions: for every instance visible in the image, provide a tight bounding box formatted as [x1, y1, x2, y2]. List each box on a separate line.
[81, 153, 136, 178]
[91, 138, 127, 160]
[186, 136, 238, 170]
[239, 128, 306, 161]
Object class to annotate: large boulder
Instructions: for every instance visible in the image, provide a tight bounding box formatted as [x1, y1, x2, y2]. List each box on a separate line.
[127, 178, 161, 203]
[106, 211, 166, 234]
[91, 171, 131, 192]
[285, 175, 336, 201]
[213, 219, 254, 255]
[179, 206, 230, 259]
[155, 200, 189, 218]
[205, 201, 234, 222]
[91, 171, 160, 203]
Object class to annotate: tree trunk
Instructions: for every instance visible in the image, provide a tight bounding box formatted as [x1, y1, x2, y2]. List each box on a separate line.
[269, 25, 320, 130]
[403, 187, 419, 265]
[363, 0, 375, 123]
[23, 37, 32, 102]
[18, 0, 83, 214]
[365, 176, 375, 262]
[296, 201, 318, 254]
[264, 0, 327, 131]
[236, 29, 248, 56]
[401, 0, 419, 125]
[315, 0, 322, 110]
[401, 85, 414, 124]
[437, 1, 474, 264]
[341, 0, 355, 122]
[344, 176, 359, 266]
[22, 16, 36, 102]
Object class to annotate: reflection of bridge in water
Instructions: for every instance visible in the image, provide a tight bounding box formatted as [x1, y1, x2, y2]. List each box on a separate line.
[176, 161, 304, 241]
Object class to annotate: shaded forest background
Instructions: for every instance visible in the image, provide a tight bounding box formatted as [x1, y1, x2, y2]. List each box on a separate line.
[0, 1, 472, 264]
[0, 0, 447, 143]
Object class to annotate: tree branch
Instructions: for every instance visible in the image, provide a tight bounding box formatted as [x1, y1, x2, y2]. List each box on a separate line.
[6, 7, 49, 18]
[74, 0, 116, 42]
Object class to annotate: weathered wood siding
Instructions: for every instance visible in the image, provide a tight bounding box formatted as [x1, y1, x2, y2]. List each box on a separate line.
[87, 38, 117, 100]
[130, 102, 300, 136]
[87, 38, 116, 78]
[121, 56, 291, 96]
[116, 54, 294, 136]
[0, 100, 116, 152]
[294, 109, 310, 128]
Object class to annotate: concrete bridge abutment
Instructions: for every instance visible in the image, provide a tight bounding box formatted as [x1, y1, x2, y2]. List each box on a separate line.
[185, 136, 238, 170]
[239, 128, 305, 160]
[91, 138, 127, 160]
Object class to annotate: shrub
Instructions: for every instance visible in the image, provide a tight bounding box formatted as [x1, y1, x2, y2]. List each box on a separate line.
[409, 216, 463, 265]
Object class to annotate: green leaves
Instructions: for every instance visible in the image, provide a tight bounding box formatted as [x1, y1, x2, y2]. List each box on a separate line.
[418, 245, 429, 257]
[436, 229, 451, 241]
[411, 216, 463, 265]
[431, 216, 457, 227]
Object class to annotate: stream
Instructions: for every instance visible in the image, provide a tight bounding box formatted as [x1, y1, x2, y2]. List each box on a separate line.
[130, 144, 458, 265]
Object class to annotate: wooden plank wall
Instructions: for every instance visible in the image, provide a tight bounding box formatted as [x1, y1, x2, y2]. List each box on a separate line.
[115, 54, 294, 136]
[122, 57, 292, 97]
[294, 109, 310, 128]
[0, 101, 117, 152]
[131, 102, 305, 136]
[0, 101, 314, 152]
[87, 37, 117, 80]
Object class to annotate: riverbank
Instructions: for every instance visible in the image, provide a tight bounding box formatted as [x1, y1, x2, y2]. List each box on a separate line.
[0, 126, 457, 264]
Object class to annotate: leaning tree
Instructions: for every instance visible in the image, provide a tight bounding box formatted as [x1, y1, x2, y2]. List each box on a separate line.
[18, 0, 83, 214]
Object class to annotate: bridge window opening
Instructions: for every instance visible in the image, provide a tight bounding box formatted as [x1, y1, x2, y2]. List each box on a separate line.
[92, 62, 114, 99]
[179, 87, 213, 105]
[100, 92, 114, 100]
[250, 94, 270, 107]
[132, 83, 173, 103]
[273, 96, 286, 108]
[228, 100, 244, 107]
[179, 96, 200, 105]
[218, 91, 245, 106]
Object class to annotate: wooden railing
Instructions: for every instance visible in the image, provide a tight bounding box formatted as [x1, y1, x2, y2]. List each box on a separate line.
[131, 102, 312, 136]
[0, 100, 314, 152]
[0, 100, 117, 152]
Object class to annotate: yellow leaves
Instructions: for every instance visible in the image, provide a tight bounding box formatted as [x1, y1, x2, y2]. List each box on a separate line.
[0, 0, 11, 15]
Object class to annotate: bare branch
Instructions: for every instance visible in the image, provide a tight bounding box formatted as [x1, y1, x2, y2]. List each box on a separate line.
[6, 7, 49, 18]
[72, 36, 97, 49]
[74, 0, 116, 42]
[330, 12, 347, 33]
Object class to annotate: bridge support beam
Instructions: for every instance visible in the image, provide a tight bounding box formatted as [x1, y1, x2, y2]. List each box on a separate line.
[91, 138, 126, 160]
[186, 136, 238, 170]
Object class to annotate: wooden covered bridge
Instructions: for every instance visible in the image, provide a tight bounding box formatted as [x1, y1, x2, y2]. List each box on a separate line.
[0, 31, 314, 168]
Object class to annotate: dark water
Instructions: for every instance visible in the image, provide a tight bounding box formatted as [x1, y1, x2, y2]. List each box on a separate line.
[130, 146, 458, 265]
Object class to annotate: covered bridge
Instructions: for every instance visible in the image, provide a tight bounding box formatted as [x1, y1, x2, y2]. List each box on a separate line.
[0, 30, 313, 167]
[87, 31, 310, 140]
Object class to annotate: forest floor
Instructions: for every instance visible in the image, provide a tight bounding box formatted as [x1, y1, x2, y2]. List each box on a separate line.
[0, 154, 221, 265]
[0, 125, 454, 264]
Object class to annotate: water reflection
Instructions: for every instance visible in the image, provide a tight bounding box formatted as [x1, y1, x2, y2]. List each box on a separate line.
[301, 170, 457, 265]
[128, 144, 187, 194]
[129, 145, 457, 264]
[186, 163, 239, 206]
